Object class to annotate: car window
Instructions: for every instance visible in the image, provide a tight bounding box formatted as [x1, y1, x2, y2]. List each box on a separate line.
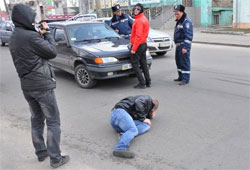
[0, 22, 6, 30]
[55, 28, 66, 42]
[66, 23, 120, 43]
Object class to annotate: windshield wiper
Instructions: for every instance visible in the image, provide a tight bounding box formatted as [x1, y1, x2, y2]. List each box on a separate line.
[102, 37, 120, 40]
[74, 39, 102, 43]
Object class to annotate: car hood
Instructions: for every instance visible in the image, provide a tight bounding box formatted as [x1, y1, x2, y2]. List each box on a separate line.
[148, 29, 171, 39]
[73, 39, 130, 57]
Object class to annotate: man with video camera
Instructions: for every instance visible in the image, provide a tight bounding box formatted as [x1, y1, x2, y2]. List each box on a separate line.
[9, 4, 69, 168]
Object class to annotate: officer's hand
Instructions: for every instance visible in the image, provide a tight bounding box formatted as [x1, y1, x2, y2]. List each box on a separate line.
[131, 50, 136, 54]
[182, 48, 187, 54]
[115, 29, 119, 33]
[143, 119, 152, 126]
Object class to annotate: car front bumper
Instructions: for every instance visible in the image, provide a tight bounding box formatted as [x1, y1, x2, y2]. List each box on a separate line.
[86, 59, 153, 80]
[147, 41, 173, 53]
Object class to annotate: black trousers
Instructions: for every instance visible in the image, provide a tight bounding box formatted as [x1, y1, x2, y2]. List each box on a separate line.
[23, 89, 62, 162]
[131, 43, 151, 85]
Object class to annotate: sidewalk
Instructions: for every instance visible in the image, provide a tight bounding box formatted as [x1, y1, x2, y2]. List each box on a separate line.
[163, 27, 250, 48]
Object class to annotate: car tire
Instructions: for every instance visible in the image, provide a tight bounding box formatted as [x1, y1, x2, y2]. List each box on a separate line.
[0, 39, 5, 46]
[74, 64, 96, 88]
[156, 51, 167, 56]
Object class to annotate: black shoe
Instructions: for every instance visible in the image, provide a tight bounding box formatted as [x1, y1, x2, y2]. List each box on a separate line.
[38, 152, 49, 162]
[174, 78, 182, 81]
[146, 82, 151, 87]
[133, 84, 145, 89]
[113, 150, 135, 158]
[179, 81, 188, 85]
[50, 155, 70, 168]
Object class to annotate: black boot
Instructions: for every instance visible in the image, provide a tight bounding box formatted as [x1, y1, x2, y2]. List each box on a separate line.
[50, 155, 70, 168]
[113, 150, 135, 158]
[133, 84, 145, 89]
[38, 152, 49, 162]
[174, 78, 182, 81]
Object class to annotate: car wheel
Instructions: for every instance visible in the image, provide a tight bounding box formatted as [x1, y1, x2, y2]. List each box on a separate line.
[0, 39, 5, 46]
[156, 51, 167, 56]
[74, 64, 96, 88]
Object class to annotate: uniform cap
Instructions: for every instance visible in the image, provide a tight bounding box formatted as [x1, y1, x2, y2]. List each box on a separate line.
[173, 5, 185, 12]
[112, 4, 121, 12]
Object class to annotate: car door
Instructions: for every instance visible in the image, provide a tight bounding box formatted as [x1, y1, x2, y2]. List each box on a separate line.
[0, 22, 7, 42]
[52, 27, 72, 71]
[5, 22, 13, 42]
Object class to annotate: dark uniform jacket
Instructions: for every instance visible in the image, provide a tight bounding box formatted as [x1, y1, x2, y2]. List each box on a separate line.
[9, 4, 57, 91]
[111, 13, 134, 35]
[114, 95, 154, 122]
[174, 12, 193, 50]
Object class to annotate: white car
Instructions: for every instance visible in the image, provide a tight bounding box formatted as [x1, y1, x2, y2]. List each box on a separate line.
[147, 29, 173, 56]
[94, 17, 173, 56]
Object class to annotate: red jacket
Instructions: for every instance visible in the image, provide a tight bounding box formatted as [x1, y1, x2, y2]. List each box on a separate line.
[130, 13, 149, 52]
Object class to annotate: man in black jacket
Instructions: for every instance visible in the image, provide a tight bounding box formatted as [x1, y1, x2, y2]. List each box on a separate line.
[110, 95, 159, 158]
[9, 4, 69, 168]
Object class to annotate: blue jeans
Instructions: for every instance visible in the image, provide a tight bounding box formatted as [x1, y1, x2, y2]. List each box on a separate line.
[110, 108, 150, 150]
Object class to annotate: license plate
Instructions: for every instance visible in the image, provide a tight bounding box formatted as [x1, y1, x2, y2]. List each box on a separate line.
[159, 42, 168, 47]
[122, 63, 132, 70]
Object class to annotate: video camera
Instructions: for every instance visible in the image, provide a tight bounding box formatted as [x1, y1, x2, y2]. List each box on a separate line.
[34, 20, 50, 33]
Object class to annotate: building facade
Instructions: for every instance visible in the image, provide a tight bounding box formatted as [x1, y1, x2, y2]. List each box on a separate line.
[233, 0, 250, 28]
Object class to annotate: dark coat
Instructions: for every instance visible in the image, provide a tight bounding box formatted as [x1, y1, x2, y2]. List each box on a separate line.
[114, 95, 154, 121]
[174, 12, 193, 50]
[111, 13, 134, 35]
[9, 4, 57, 91]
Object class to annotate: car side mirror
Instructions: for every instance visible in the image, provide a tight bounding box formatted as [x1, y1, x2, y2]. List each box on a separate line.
[6, 27, 12, 31]
[55, 37, 65, 42]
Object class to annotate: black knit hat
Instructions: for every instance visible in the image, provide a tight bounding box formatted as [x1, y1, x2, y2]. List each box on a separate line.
[111, 4, 121, 12]
[134, 3, 144, 14]
[173, 5, 185, 12]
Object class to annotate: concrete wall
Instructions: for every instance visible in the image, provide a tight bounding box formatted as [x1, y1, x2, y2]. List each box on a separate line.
[233, 0, 250, 28]
[162, 0, 182, 6]
[160, 7, 201, 30]
[192, 0, 201, 7]
[220, 10, 232, 25]
[201, 0, 212, 26]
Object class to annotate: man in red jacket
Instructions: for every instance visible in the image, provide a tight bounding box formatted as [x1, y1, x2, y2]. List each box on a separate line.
[130, 3, 151, 89]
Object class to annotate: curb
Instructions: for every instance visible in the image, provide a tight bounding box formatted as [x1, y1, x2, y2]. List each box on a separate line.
[192, 41, 250, 48]
[200, 30, 245, 35]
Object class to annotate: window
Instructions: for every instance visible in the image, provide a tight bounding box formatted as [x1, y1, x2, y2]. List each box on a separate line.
[214, 14, 220, 25]
[55, 28, 66, 42]
[0, 22, 6, 30]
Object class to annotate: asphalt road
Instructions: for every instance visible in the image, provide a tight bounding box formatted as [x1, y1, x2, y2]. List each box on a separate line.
[0, 44, 249, 170]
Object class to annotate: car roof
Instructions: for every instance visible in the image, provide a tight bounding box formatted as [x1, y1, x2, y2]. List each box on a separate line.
[48, 20, 103, 26]
[95, 17, 112, 21]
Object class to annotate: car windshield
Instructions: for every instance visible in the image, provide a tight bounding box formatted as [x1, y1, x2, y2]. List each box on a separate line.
[67, 23, 120, 43]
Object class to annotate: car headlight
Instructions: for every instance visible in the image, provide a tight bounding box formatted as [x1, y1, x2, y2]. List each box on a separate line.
[94, 57, 118, 64]
[147, 37, 154, 42]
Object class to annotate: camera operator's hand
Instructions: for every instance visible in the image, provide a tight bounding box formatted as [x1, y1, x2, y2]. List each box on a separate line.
[41, 22, 49, 30]
[39, 22, 49, 35]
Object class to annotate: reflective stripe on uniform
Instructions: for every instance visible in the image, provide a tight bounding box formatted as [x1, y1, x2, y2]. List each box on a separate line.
[178, 69, 190, 74]
[111, 21, 119, 25]
[184, 40, 191, 44]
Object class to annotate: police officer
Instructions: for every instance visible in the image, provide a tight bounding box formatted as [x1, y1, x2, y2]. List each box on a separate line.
[173, 5, 193, 85]
[111, 4, 134, 39]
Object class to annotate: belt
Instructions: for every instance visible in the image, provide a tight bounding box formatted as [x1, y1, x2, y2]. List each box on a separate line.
[120, 34, 131, 37]
[175, 42, 184, 46]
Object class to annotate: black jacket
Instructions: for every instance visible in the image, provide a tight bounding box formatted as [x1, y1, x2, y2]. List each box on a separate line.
[114, 95, 154, 121]
[9, 4, 57, 91]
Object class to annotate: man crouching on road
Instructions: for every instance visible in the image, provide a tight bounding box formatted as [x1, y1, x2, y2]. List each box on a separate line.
[110, 95, 159, 158]
[9, 4, 69, 168]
